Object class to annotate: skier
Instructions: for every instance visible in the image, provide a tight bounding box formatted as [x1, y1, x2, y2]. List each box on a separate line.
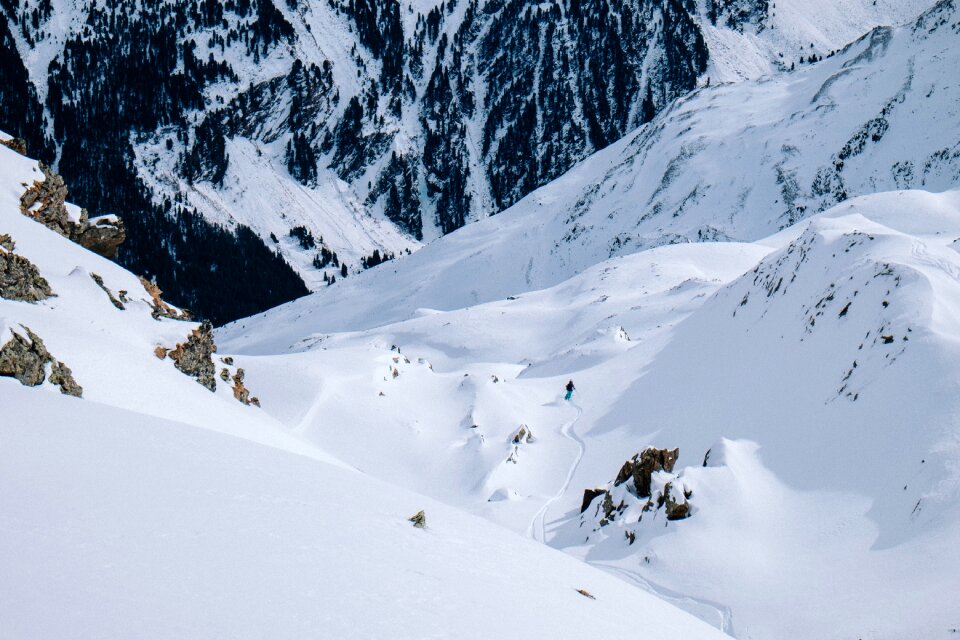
[564, 380, 575, 401]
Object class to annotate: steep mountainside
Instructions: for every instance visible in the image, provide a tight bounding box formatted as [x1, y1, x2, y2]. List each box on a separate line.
[0, 0, 934, 312]
[220, 188, 960, 639]
[221, 0, 960, 337]
[0, 128, 732, 640]
[214, 5, 960, 637]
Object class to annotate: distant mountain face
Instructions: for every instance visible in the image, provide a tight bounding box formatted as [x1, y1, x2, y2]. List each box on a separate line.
[0, 0, 933, 321]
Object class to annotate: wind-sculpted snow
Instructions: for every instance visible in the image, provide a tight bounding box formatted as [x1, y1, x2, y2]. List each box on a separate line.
[220, 188, 960, 640]
[0, 129, 731, 640]
[219, 1, 959, 337]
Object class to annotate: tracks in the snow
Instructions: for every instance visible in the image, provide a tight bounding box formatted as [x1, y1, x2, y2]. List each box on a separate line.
[526, 403, 584, 544]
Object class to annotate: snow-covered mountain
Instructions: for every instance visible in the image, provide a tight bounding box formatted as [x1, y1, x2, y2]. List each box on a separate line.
[212, 3, 960, 638]
[0, 0, 936, 321]
[0, 132, 738, 639]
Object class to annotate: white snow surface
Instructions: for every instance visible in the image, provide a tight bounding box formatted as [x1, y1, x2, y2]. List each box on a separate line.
[214, 9, 960, 630]
[221, 187, 960, 639]
[0, 140, 728, 638]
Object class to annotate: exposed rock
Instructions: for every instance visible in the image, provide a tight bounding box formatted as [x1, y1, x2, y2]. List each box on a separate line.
[250, 397, 261, 408]
[408, 510, 426, 529]
[71, 215, 125, 259]
[575, 589, 596, 600]
[220, 368, 230, 381]
[153, 346, 168, 360]
[580, 445, 693, 536]
[581, 488, 607, 514]
[0, 234, 13, 251]
[0, 247, 55, 302]
[662, 482, 691, 521]
[49, 359, 83, 398]
[232, 367, 251, 404]
[168, 321, 217, 391]
[221, 356, 234, 365]
[0, 326, 82, 396]
[0, 137, 28, 155]
[140, 276, 191, 321]
[614, 447, 680, 497]
[511, 424, 534, 444]
[0, 328, 47, 386]
[18, 162, 125, 258]
[90, 273, 125, 310]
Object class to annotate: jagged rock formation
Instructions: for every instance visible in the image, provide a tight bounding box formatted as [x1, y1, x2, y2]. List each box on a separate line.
[0, 326, 82, 396]
[409, 510, 426, 529]
[166, 321, 217, 391]
[581, 446, 692, 535]
[90, 273, 125, 310]
[230, 367, 259, 406]
[19, 163, 125, 259]
[614, 447, 680, 497]
[0, 241, 55, 302]
[139, 277, 191, 321]
[511, 424, 533, 444]
[0, 137, 27, 155]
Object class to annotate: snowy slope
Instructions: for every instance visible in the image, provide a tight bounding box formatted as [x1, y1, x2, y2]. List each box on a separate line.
[0, 134, 730, 638]
[221, 0, 960, 338]
[221, 187, 960, 638]
[0, 386, 731, 640]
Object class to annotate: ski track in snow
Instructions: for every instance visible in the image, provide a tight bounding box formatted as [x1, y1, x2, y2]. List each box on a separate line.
[526, 403, 584, 544]
[597, 563, 736, 637]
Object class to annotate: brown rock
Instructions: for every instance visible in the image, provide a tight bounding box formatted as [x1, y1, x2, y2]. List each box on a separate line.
[154, 346, 168, 360]
[409, 510, 426, 528]
[0, 234, 13, 251]
[511, 424, 534, 444]
[71, 214, 125, 259]
[663, 482, 691, 521]
[140, 276, 191, 321]
[90, 273, 124, 310]
[580, 488, 607, 513]
[232, 367, 251, 405]
[0, 326, 82, 396]
[49, 359, 83, 398]
[0, 248, 55, 302]
[0, 137, 28, 155]
[167, 321, 217, 391]
[614, 447, 680, 497]
[18, 162, 125, 258]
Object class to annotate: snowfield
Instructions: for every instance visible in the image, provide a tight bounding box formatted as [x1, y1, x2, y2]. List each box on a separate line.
[3, 2, 960, 639]
[0, 136, 731, 638]
[221, 188, 960, 639]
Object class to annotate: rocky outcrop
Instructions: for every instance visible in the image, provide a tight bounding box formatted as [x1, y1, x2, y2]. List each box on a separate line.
[614, 447, 680, 497]
[580, 446, 693, 538]
[0, 137, 28, 155]
[0, 244, 55, 302]
[0, 326, 82, 396]
[581, 488, 607, 514]
[232, 367, 252, 405]
[18, 162, 125, 258]
[167, 321, 217, 391]
[0, 234, 13, 251]
[89, 273, 124, 310]
[140, 276, 191, 321]
[408, 510, 426, 529]
[661, 482, 691, 521]
[512, 424, 534, 444]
